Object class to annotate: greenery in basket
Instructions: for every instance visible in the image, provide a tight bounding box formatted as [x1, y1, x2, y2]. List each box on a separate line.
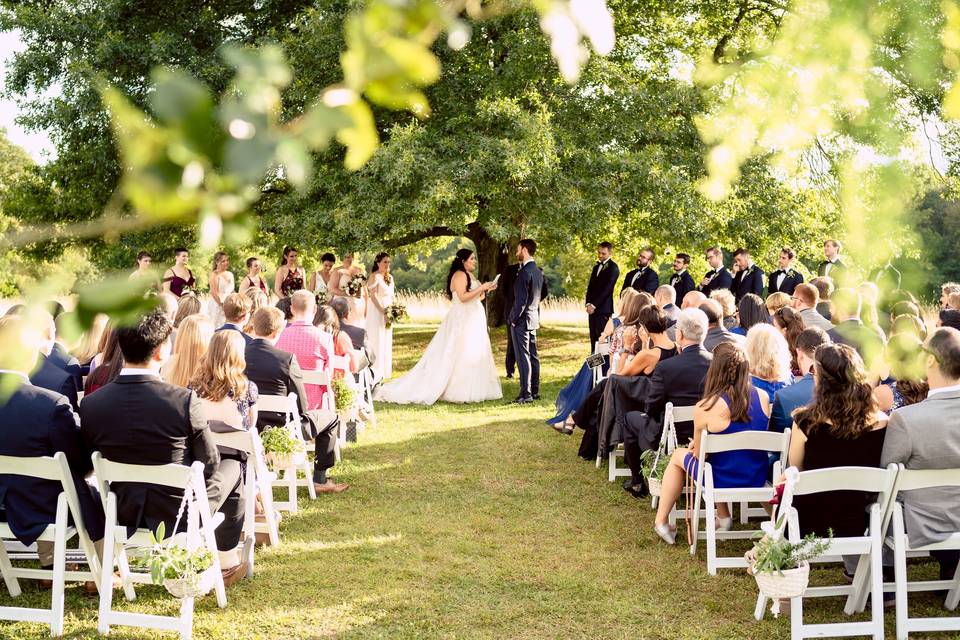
[751, 519, 832, 576]
[260, 426, 298, 457]
[332, 377, 354, 413]
[639, 448, 669, 481]
[138, 522, 215, 585]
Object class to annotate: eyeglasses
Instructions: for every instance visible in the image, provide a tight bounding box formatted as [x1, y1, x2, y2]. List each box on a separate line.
[920, 344, 941, 364]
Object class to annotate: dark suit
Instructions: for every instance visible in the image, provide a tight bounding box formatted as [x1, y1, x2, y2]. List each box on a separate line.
[767, 269, 803, 296]
[216, 323, 254, 345]
[509, 261, 543, 399]
[79, 374, 243, 551]
[828, 319, 885, 371]
[621, 266, 659, 295]
[0, 374, 104, 545]
[662, 303, 679, 327]
[628, 344, 712, 445]
[818, 259, 847, 280]
[585, 259, 619, 352]
[770, 373, 813, 433]
[698, 268, 733, 296]
[668, 270, 696, 305]
[48, 343, 82, 398]
[245, 339, 337, 483]
[502, 264, 548, 376]
[341, 324, 367, 351]
[732, 265, 765, 303]
[30, 355, 79, 412]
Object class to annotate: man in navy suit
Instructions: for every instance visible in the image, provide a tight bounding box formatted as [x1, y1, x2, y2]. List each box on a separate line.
[770, 327, 830, 432]
[28, 310, 79, 411]
[698, 246, 733, 296]
[767, 247, 804, 296]
[216, 293, 254, 345]
[509, 239, 543, 404]
[731, 248, 765, 303]
[668, 253, 696, 304]
[0, 316, 104, 567]
[585, 242, 619, 353]
[621, 247, 659, 295]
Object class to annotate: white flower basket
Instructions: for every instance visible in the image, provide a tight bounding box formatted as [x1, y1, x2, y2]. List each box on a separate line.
[163, 565, 218, 599]
[753, 561, 810, 617]
[265, 450, 305, 469]
[647, 476, 662, 497]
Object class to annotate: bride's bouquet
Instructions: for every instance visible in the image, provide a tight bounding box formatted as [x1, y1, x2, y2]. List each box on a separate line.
[384, 302, 408, 327]
[345, 274, 366, 297]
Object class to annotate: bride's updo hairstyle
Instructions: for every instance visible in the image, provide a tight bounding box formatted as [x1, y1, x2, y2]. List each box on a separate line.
[446, 249, 474, 300]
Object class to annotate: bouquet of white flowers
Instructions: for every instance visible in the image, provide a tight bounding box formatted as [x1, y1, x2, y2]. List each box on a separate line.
[385, 302, 408, 327]
[345, 274, 366, 297]
[315, 290, 329, 306]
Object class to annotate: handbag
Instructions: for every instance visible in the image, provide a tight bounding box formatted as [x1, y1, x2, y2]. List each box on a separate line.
[301, 408, 338, 441]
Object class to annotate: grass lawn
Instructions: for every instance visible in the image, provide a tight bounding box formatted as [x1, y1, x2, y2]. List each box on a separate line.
[1, 323, 954, 638]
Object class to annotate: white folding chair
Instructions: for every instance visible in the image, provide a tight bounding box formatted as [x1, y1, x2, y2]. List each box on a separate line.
[754, 465, 899, 640]
[0, 453, 102, 636]
[330, 354, 356, 448]
[259, 392, 317, 512]
[91, 454, 227, 640]
[687, 428, 791, 574]
[651, 403, 694, 509]
[591, 341, 611, 387]
[886, 465, 960, 639]
[210, 429, 280, 565]
[301, 368, 335, 411]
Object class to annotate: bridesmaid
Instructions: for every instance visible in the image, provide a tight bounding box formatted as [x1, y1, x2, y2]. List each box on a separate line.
[129, 251, 152, 280]
[366, 252, 395, 379]
[309, 252, 337, 296]
[240, 256, 269, 295]
[332, 252, 366, 324]
[274, 245, 306, 299]
[207, 251, 235, 326]
[161, 247, 196, 298]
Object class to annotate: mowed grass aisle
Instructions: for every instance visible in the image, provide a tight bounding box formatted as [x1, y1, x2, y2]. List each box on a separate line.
[5, 324, 943, 638]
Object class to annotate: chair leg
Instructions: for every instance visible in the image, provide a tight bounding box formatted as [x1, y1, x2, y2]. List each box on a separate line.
[50, 503, 68, 636]
[304, 460, 317, 500]
[739, 500, 749, 524]
[286, 466, 298, 514]
[870, 537, 884, 640]
[115, 545, 136, 602]
[946, 558, 960, 611]
[0, 536, 22, 597]
[98, 501, 117, 635]
[893, 509, 909, 640]
[178, 595, 195, 640]
[754, 594, 767, 621]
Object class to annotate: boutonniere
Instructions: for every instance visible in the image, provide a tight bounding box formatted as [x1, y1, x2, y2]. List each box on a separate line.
[787, 269, 797, 278]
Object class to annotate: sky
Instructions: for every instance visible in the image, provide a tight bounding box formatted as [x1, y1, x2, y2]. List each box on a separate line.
[0, 30, 56, 162]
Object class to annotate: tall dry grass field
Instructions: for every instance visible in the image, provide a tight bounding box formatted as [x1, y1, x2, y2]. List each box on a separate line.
[395, 290, 586, 327]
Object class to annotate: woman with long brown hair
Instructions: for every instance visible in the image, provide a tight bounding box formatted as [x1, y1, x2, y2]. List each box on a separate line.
[653, 342, 771, 544]
[84, 328, 123, 395]
[873, 334, 929, 412]
[366, 251, 395, 379]
[162, 315, 215, 387]
[189, 330, 258, 432]
[773, 305, 805, 377]
[274, 246, 306, 300]
[786, 344, 887, 543]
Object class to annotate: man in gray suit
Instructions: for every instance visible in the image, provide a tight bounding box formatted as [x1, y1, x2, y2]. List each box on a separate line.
[700, 300, 744, 353]
[881, 327, 960, 578]
[509, 239, 543, 404]
[791, 283, 834, 332]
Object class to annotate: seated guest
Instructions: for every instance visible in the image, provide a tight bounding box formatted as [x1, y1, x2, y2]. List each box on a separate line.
[765, 292, 791, 316]
[827, 287, 886, 373]
[0, 317, 105, 574]
[709, 288, 738, 331]
[769, 328, 830, 433]
[873, 334, 929, 413]
[330, 297, 369, 352]
[949, 294, 960, 310]
[882, 327, 960, 580]
[767, 247, 803, 296]
[731, 248, 765, 304]
[667, 291, 707, 341]
[216, 293, 253, 345]
[157, 292, 179, 324]
[654, 285, 679, 325]
[941, 309, 960, 332]
[700, 299, 744, 353]
[941, 283, 960, 309]
[84, 328, 123, 395]
[242, 288, 269, 336]
[809, 276, 835, 320]
[859, 281, 885, 339]
[73, 313, 109, 367]
[744, 323, 792, 402]
[773, 305, 806, 377]
[653, 342, 771, 544]
[892, 313, 928, 340]
[79, 309, 249, 585]
[276, 290, 334, 408]
[161, 315, 214, 387]
[315, 305, 357, 376]
[732, 293, 771, 337]
[172, 294, 202, 329]
[245, 306, 346, 494]
[791, 283, 833, 332]
[620, 305, 677, 376]
[48, 309, 83, 396]
[29, 310, 79, 411]
[787, 344, 887, 577]
[190, 331, 258, 458]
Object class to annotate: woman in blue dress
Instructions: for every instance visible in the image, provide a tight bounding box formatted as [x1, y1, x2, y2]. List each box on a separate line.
[744, 323, 792, 401]
[652, 342, 771, 545]
[547, 289, 639, 431]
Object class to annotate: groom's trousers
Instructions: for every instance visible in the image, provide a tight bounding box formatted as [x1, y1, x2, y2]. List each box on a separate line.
[511, 325, 540, 399]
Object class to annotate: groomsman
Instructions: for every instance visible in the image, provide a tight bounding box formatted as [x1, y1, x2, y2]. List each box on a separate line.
[767, 247, 804, 296]
[698, 247, 733, 296]
[731, 248, 764, 303]
[621, 247, 659, 295]
[818, 239, 847, 280]
[585, 242, 619, 353]
[668, 253, 696, 304]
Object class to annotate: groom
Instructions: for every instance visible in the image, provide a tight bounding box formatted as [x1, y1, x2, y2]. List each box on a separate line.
[509, 239, 543, 405]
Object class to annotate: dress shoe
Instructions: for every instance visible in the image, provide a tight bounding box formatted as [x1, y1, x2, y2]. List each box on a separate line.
[221, 561, 249, 588]
[512, 396, 533, 405]
[532, 394, 541, 401]
[622, 478, 649, 499]
[314, 480, 350, 494]
[506, 374, 514, 379]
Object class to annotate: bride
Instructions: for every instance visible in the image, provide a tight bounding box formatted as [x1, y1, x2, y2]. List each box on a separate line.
[376, 248, 503, 405]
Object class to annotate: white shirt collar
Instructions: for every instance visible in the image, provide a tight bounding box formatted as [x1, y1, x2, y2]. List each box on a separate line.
[118, 367, 161, 378]
[928, 383, 960, 399]
[674, 269, 686, 276]
[522, 257, 534, 267]
[0, 370, 30, 383]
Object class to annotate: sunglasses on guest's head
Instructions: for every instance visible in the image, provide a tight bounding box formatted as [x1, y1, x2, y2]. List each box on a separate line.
[920, 344, 941, 364]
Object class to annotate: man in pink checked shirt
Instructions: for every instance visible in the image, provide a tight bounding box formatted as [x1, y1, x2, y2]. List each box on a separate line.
[276, 289, 333, 409]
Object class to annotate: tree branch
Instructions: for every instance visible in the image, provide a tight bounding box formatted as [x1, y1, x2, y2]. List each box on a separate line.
[383, 225, 456, 248]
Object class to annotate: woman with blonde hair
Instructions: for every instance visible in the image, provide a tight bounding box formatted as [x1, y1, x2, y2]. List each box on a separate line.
[744, 323, 793, 401]
[242, 288, 269, 335]
[73, 313, 109, 365]
[162, 315, 215, 387]
[765, 291, 791, 316]
[710, 288, 737, 331]
[173, 294, 203, 328]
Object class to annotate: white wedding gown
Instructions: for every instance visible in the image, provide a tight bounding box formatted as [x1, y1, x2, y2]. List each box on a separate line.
[208, 271, 235, 327]
[376, 278, 502, 405]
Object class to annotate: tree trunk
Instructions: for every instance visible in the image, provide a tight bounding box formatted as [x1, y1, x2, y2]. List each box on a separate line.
[467, 223, 512, 327]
